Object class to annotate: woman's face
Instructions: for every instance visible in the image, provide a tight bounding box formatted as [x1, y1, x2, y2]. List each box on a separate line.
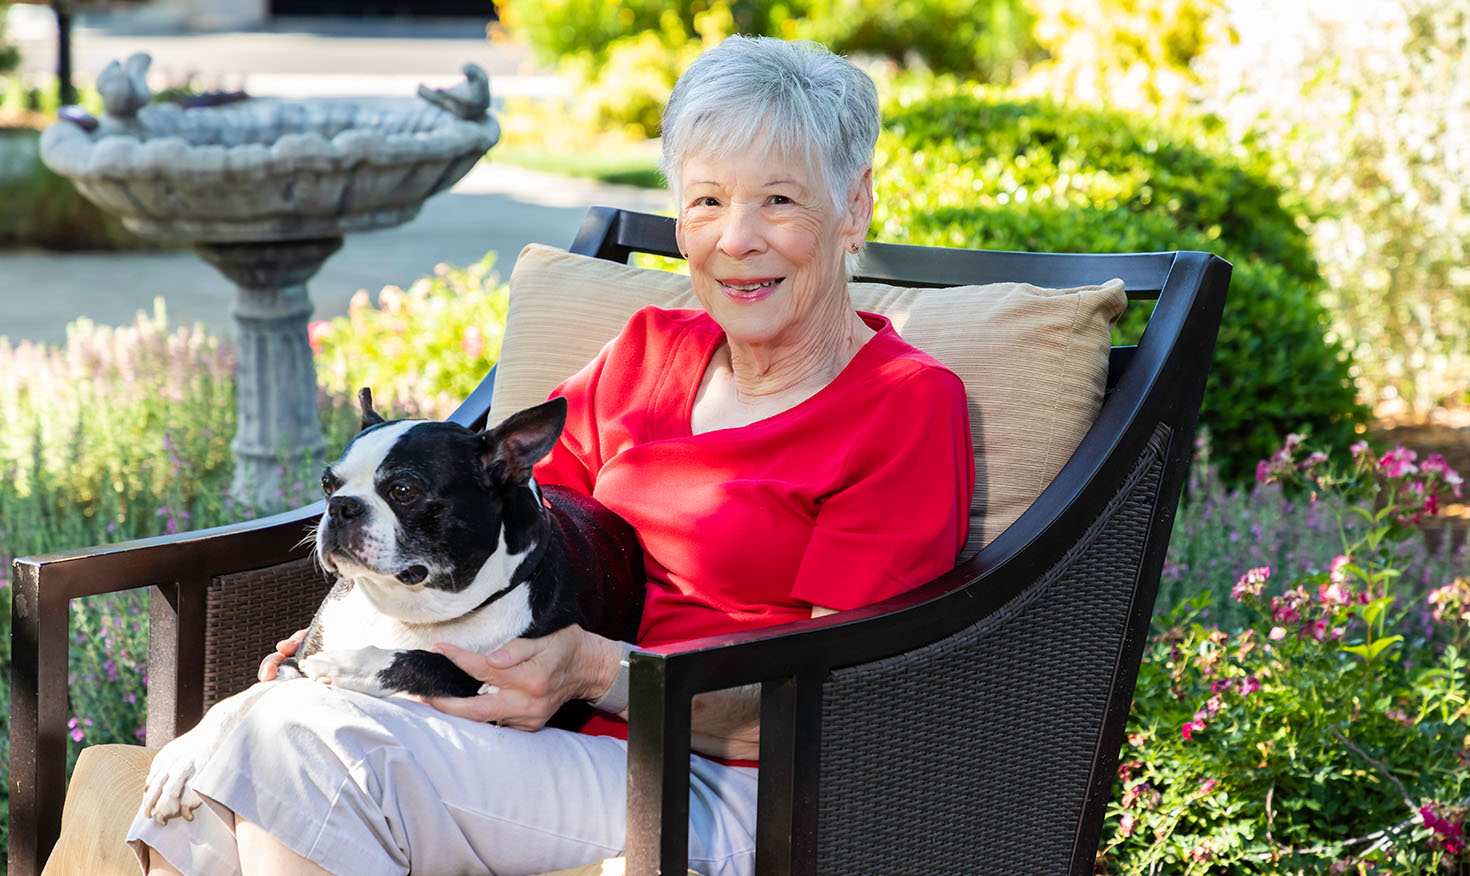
[675, 147, 871, 352]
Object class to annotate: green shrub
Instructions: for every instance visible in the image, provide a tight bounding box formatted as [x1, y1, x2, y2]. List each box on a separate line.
[499, 0, 1040, 125]
[500, 0, 783, 67]
[0, 2, 18, 78]
[795, 0, 1039, 82]
[873, 82, 1367, 485]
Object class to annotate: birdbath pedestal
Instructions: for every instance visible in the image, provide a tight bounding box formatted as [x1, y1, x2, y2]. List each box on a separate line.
[40, 54, 499, 510]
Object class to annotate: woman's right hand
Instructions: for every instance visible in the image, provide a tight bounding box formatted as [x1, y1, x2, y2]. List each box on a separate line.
[258, 628, 308, 682]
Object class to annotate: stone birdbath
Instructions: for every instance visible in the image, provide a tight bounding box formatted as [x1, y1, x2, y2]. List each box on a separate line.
[40, 53, 500, 510]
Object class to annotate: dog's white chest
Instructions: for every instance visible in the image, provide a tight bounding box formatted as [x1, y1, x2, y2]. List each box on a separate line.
[315, 584, 533, 656]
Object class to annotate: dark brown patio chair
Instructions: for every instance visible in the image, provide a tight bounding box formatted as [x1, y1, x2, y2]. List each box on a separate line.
[10, 205, 1230, 876]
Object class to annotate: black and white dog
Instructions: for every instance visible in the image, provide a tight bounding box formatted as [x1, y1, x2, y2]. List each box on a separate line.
[142, 389, 645, 823]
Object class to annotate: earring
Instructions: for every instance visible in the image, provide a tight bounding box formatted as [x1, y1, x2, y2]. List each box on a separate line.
[850, 243, 860, 254]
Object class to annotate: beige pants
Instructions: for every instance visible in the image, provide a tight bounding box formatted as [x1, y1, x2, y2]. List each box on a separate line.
[123, 680, 758, 876]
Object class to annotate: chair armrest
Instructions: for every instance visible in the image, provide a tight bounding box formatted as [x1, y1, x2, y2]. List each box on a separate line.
[623, 560, 985, 876]
[7, 502, 321, 876]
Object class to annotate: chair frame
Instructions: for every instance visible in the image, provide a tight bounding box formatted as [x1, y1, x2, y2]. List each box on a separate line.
[9, 205, 1230, 876]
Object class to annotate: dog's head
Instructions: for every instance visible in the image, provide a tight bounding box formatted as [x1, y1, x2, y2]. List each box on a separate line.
[314, 387, 566, 623]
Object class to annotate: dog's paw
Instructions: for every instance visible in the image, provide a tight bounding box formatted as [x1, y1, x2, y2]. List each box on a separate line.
[300, 647, 395, 697]
[142, 736, 210, 825]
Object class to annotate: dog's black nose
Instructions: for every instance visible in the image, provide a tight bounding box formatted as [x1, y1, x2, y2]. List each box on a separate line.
[327, 495, 366, 523]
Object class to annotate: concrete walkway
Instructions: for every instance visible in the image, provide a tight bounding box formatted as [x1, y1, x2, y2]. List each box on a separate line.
[0, 11, 670, 346]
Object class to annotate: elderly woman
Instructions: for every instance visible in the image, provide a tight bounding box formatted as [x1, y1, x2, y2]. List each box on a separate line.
[128, 35, 972, 876]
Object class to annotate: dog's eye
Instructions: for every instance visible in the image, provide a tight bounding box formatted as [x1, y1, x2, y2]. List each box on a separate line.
[321, 474, 336, 496]
[389, 483, 416, 504]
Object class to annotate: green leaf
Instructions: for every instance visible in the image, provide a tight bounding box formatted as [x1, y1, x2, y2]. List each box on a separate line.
[1361, 596, 1395, 627]
[1342, 636, 1403, 662]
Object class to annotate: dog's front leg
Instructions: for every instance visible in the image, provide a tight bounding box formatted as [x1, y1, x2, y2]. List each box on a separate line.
[301, 647, 485, 698]
[141, 680, 280, 824]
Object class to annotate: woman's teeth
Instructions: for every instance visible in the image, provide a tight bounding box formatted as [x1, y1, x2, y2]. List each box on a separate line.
[722, 279, 781, 291]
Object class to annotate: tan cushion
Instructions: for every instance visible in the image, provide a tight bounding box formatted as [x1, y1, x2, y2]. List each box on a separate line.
[494, 244, 1127, 555]
[43, 743, 700, 876]
[42, 744, 158, 876]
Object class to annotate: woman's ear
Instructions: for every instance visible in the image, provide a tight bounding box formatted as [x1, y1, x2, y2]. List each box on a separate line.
[674, 217, 687, 260]
[844, 165, 874, 248]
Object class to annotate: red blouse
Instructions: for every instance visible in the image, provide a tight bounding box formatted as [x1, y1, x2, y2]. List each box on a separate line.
[534, 306, 973, 649]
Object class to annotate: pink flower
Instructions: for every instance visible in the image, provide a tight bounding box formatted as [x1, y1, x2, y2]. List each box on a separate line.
[378, 285, 405, 314]
[1182, 718, 1206, 741]
[1255, 459, 1272, 484]
[1118, 813, 1136, 837]
[1319, 581, 1352, 606]
[1240, 676, 1261, 695]
[1232, 566, 1271, 602]
[1297, 450, 1328, 471]
[1379, 446, 1419, 478]
[1329, 554, 1352, 584]
[1268, 626, 1287, 640]
[307, 320, 334, 355]
[1422, 455, 1464, 498]
[1420, 804, 1466, 856]
[1199, 777, 1219, 794]
[1385, 709, 1413, 726]
[461, 325, 485, 359]
[1188, 840, 1216, 863]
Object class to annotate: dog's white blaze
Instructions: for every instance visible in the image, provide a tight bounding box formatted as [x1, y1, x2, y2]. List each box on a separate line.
[317, 419, 436, 572]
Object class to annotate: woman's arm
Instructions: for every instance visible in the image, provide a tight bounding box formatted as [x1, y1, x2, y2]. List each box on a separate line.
[425, 626, 770, 760]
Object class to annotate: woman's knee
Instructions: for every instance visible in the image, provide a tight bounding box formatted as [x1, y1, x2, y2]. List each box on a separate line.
[232, 680, 403, 761]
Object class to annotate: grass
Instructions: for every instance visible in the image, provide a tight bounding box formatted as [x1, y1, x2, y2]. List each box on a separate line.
[489, 142, 665, 189]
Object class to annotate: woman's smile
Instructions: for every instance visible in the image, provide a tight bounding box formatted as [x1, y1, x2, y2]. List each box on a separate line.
[717, 277, 785, 302]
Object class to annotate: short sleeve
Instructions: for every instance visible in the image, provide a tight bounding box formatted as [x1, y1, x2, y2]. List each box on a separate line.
[789, 367, 974, 611]
[532, 306, 685, 496]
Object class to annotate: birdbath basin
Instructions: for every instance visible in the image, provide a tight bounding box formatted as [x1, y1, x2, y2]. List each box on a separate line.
[40, 53, 499, 510]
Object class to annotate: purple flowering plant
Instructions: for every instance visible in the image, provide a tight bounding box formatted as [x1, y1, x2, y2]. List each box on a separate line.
[1101, 436, 1468, 875]
[0, 265, 510, 856]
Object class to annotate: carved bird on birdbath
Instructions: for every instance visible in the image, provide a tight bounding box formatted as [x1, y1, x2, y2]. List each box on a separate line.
[98, 52, 152, 129]
[417, 63, 491, 120]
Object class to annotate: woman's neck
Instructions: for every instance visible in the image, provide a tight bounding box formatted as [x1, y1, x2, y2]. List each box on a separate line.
[725, 308, 875, 402]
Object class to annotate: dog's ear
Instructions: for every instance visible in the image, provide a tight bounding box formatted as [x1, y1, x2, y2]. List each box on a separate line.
[358, 387, 386, 431]
[479, 397, 568, 487]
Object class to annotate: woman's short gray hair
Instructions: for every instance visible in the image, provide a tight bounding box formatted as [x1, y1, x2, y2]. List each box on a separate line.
[660, 36, 880, 209]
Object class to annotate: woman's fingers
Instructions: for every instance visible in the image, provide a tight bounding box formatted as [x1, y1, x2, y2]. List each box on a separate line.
[258, 628, 310, 682]
[425, 629, 599, 728]
[257, 652, 284, 682]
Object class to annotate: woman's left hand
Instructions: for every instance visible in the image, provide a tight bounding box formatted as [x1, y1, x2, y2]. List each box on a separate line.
[424, 625, 621, 731]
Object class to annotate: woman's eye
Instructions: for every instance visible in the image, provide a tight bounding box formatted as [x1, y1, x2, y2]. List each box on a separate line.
[696, 196, 719, 208]
[769, 195, 792, 205]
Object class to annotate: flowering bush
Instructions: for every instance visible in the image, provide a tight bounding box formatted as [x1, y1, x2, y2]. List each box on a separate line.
[1158, 436, 1468, 633]
[310, 254, 508, 422]
[1102, 438, 1468, 874]
[0, 256, 510, 857]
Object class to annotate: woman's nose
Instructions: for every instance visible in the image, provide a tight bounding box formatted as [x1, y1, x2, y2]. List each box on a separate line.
[716, 205, 766, 258]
